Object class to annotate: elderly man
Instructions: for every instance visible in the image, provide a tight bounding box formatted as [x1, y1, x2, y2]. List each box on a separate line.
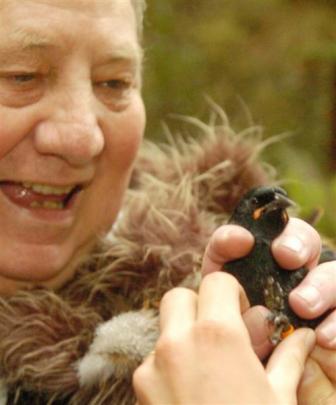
[0, 0, 334, 404]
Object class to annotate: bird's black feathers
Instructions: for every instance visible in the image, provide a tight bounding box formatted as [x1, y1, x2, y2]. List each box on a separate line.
[225, 186, 327, 344]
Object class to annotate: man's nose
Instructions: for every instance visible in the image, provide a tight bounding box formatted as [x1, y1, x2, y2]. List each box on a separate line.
[34, 96, 104, 167]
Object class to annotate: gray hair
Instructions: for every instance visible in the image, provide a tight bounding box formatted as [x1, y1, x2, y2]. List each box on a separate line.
[131, 0, 146, 40]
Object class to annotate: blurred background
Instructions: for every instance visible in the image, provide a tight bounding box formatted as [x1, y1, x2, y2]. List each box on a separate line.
[142, 0, 336, 238]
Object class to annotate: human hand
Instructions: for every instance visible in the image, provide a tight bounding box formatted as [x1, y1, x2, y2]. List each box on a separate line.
[133, 272, 315, 405]
[273, 219, 336, 350]
[298, 345, 336, 405]
[202, 218, 336, 358]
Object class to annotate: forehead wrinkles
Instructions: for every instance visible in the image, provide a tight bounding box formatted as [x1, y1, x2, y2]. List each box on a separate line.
[0, 0, 137, 35]
[0, 0, 141, 59]
[0, 0, 122, 15]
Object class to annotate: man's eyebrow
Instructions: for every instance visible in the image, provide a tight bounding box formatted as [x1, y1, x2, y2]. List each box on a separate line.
[97, 45, 143, 68]
[0, 28, 142, 64]
[3, 28, 55, 51]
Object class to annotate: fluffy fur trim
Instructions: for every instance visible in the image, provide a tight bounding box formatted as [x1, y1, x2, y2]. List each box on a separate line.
[77, 310, 159, 385]
[0, 110, 274, 404]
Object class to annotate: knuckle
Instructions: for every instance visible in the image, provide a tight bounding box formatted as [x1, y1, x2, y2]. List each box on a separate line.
[202, 272, 245, 301]
[202, 271, 239, 290]
[193, 319, 240, 343]
[155, 334, 183, 361]
[160, 287, 196, 307]
[195, 318, 224, 335]
[132, 363, 151, 391]
[207, 225, 251, 259]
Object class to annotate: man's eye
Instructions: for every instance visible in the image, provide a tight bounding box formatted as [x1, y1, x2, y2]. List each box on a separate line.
[95, 79, 133, 109]
[0, 72, 43, 107]
[99, 79, 131, 90]
[0, 73, 41, 89]
[12, 73, 37, 83]
[5, 73, 39, 84]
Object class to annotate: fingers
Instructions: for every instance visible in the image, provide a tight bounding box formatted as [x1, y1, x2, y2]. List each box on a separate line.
[272, 218, 321, 270]
[202, 225, 254, 276]
[276, 219, 336, 350]
[198, 272, 250, 322]
[289, 262, 336, 321]
[315, 310, 336, 348]
[203, 219, 320, 276]
[298, 358, 336, 405]
[159, 287, 197, 335]
[159, 272, 251, 346]
[203, 219, 321, 276]
[310, 345, 336, 381]
[243, 305, 273, 360]
[133, 352, 157, 405]
[267, 328, 316, 401]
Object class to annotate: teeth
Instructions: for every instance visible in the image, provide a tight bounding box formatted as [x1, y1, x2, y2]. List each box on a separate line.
[30, 201, 64, 210]
[22, 182, 74, 196]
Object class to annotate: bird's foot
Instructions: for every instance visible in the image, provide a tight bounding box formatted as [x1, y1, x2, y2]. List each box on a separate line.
[267, 311, 293, 345]
[263, 275, 294, 344]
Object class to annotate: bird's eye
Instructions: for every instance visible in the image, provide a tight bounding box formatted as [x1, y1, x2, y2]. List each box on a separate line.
[252, 197, 258, 205]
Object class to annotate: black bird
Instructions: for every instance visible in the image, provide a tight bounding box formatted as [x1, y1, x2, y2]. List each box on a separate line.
[225, 186, 327, 345]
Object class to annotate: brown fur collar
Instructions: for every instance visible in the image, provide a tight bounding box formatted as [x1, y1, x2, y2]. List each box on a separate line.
[0, 113, 274, 404]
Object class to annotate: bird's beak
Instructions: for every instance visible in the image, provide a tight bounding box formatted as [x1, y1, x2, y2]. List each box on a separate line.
[264, 193, 296, 214]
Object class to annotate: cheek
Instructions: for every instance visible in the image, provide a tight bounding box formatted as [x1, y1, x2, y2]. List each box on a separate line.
[0, 108, 36, 158]
[103, 97, 146, 170]
[88, 97, 146, 227]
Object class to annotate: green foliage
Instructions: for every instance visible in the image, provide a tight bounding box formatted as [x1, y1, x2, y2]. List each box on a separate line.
[143, 0, 336, 238]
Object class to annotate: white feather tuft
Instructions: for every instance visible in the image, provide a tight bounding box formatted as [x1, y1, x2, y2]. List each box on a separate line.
[77, 310, 159, 386]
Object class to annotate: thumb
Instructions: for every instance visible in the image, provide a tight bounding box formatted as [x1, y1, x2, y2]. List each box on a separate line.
[202, 225, 253, 276]
[266, 328, 316, 403]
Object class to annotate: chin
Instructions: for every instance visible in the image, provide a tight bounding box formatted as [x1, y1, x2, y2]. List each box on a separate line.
[0, 239, 93, 290]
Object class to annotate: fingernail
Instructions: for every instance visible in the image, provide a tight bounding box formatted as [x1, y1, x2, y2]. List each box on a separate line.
[294, 286, 321, 309]
[319, 323, 336, 346]
[278, 235, 305, 254]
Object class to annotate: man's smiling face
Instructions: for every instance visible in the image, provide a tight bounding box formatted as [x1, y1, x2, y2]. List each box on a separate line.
[0, 0, 145, 294]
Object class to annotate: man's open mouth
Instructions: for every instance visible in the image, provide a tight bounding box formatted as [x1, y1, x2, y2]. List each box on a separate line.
[0, 181, 83, 210]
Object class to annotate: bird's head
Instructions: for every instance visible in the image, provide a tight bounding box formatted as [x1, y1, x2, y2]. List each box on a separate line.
[229, 186, 295, 239]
